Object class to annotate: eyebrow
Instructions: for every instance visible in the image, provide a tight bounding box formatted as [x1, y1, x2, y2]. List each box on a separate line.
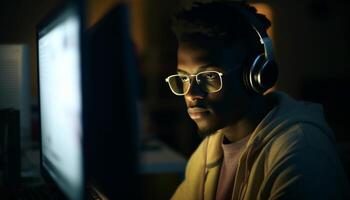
[177, 63, 219, 74]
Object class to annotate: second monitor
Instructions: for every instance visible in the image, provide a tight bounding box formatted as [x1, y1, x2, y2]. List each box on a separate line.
[84, 3, 140, 200]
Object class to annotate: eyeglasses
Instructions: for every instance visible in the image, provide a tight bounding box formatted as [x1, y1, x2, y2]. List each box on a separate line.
[165, 70, 224, 96]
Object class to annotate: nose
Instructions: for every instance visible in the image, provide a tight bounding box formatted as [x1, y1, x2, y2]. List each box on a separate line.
[185, 78, 206, 100]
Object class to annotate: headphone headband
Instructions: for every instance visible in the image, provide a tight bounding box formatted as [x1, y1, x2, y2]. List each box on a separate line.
[234, 5, 278, 94]
[234, 6, 275, 61]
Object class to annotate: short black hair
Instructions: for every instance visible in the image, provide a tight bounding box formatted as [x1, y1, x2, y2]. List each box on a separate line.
[172, 1, 271, 52]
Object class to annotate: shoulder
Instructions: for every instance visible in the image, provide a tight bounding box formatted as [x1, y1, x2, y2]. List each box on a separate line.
[260, 124, 350, 199]
[185, 136, 208, 175]
[171, 136, 210, 200]
[267, 122, 337, 165]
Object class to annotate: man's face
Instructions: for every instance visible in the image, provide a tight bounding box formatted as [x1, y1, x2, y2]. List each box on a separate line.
[177, 42, 253, 137]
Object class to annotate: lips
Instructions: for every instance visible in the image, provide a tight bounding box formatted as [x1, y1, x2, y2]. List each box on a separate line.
[187, 107, 210, 120]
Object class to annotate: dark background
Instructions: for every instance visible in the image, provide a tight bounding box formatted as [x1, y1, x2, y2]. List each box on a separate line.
[1, 0, 349, 199]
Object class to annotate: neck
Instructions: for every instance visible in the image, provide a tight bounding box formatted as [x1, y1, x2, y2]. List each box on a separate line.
[220, 94, 276, 143]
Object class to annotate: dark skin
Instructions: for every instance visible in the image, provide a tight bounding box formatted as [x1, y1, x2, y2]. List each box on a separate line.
[177, 41, 277, 143]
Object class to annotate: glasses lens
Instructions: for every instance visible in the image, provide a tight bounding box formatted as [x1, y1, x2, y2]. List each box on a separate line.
[168, 75, 191, 95]
[197, 71, 222, 93]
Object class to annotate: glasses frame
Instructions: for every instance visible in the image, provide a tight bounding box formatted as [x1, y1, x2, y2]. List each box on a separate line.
[165, 70, 224, 96]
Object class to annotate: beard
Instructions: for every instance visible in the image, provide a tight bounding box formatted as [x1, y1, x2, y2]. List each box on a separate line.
[196, 120, 222, 138]
[191, 107, 227, 138]
[197, 127, 217, 138]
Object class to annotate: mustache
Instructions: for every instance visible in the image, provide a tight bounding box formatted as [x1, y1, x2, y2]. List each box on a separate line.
[187, 101, 208, 109]
[187, 101, 211, 113]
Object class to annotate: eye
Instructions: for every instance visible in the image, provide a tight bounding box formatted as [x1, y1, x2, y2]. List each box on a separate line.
[179, 75, 190, 82]
[202, 72, 218, 81]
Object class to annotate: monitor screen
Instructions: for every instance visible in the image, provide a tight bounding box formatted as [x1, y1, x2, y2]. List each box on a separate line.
[37, 4, 83, 200]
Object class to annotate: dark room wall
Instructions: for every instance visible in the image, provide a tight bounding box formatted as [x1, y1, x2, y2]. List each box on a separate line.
[0, 0, 63, 98]
[0, 0, 349, 153]
[0, 1, 349, 199]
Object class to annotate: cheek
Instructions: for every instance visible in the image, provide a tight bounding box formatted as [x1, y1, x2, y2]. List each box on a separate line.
[208, 79, 250, 114]
[210, 78, 245, 101]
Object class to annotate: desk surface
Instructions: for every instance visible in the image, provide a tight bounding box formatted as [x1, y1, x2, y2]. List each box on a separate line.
[19, 139, 187, 177]
[139, 139, 187, 174]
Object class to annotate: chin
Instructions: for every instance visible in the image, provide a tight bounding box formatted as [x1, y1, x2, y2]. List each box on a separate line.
[196, 120, 221, 138]
[197, 128, 216, 138]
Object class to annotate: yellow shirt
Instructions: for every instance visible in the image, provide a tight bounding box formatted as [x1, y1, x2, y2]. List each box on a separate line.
[171, 91, 349, 200]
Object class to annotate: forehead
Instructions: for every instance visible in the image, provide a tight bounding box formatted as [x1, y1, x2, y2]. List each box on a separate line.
[177, 42, 247, 74]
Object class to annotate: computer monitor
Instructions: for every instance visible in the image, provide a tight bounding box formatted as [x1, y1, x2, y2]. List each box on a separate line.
[36, 1, 85, 200]
[85, 3, 140, 199]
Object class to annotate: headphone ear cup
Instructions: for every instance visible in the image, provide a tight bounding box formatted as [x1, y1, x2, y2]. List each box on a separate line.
[258, 59, 278, 93]
[243, 54, 264, 94]
[243, 54, 278, 94]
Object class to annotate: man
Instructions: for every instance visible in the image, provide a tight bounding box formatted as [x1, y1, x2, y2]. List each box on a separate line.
[165, 1, 349, 200]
